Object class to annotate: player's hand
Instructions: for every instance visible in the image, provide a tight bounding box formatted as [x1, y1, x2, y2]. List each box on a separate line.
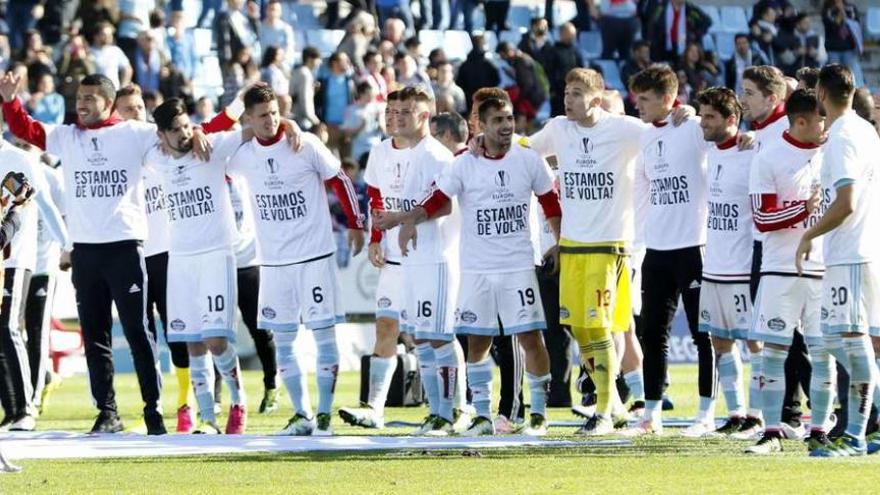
[11, 182, 33, 206]
[368, 242, 386, 268]
[348, 228, 365, 257]
[372, 210, 403, 231]
[0, 72, 23, 102]
[59, 250, 72, 271]
[282, 119, 304, 152]
[468, 134, 484, 156]
[795, 236, 812, 276]
[191, 128, 212, 161]
[543, 244, 560, 275]
[398, 221, 418, 257]
[805, 188, 821, 213]
[671, 105, 695, 126]
[737, 131, 757, 150]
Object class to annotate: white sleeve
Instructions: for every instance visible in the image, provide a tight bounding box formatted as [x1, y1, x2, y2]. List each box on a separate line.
[435, 158, 464, 198]
[210, 130, 244, 162]
[824, 138, 859, 189]
[531, 154, 554, 196]
[749, 154, 776, 195]
[528, 120, 556, 158]
[305, 135, 342, 180]
[129, 122, 160, 160]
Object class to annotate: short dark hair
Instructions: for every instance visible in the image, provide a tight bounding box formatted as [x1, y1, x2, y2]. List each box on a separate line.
[632, 40, 650, 52]
[355, 81, 373, 98]
[431, 112, 468, 143]
[795, 67, 820, 90]
[743, 66, 786, 99]
[853, 88, 876, 126]
[697, 87, 742, 123]
[244, 85, 277, 110]
[734, 33, 749, 43]
[478, 97, 511, 123]
[628, 64, 678, 97]
[404, 36, 420, 49]
[152, 98, 188, 131]
[398, 85, 433, 104]
[79, 74, 117, 102]
[472, 87, 510, 108]
[362, 49, 379, 65]
[116, 84, 143, 100]
[302, 46, 321, 62]
[786, 89, 820, 121]
[818, 64, 855, 106]
[387, 90, 401, 102]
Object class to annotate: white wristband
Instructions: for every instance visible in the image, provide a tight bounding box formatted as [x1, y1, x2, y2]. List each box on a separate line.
[226, 98, 245, 121]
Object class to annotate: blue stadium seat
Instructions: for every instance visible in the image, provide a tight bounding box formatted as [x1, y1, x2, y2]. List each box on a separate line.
[702, 5, 721, 34]
[482, 30, 499, 53]
[867, 7, 880, 40]
[578, 30, 602, 60]
[720, 6, 749, 34]
[418, 29, 445, 54]
[193, 55, 223, 97]
[507, 5, 535, 31]
[499, 29, 525, 46]
[715, 32, 736, 61]
[181, 0, 201, 28]
[444, 30, 473, 61]
[288, 3, 322, 29]
[193, 28, 214, 57]
[702, 33, 716, 53]
[594, 59, 624, 92]
[306, 29, 345, 57]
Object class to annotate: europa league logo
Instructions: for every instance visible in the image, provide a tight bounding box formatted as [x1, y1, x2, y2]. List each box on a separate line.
[656, 139, 665, 157]
[714, 164, 723, 181]
[266, 158, 278, 174]
[581, 137, 593, 154]
[91, 137, 100, 152]
[494, 170, 508, 187]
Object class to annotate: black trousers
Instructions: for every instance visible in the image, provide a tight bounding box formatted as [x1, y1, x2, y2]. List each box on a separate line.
[537, 264, 572, 407]
[145, 252, 189, 369]
[71, 241, 161, 415]
[484, 1, 511, 32]
[600, 15, 639, 59]
[0, 268, 32, 418]
[641, 247, 715, 401]
[237, 266, 277, 390]
[24, 273, 55, 409]
[750, 241, 811, 423]
[491, 334, 525, 421]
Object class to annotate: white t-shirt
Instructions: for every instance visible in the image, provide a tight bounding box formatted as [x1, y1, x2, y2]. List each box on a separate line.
[635, 118, 710, 250]
[365, 136, 454, 265]
[820, 111, 880, 266]
[751, 114, 790, 242]
[35, 165, 65, 275]
[749, 133, 826, 275]
[0, 142, 68, 271]
[91, 45, 131, 89]
[228, 133, 340, 265]
[703, 141, 756, 281]
[435, 144, 554, 274]
[142, 165, 171, 257]
[47, 121, 157, 244]
[529, 113, 646, 243]
[228, 176, 259, 268]
[145, 131, 241, 256]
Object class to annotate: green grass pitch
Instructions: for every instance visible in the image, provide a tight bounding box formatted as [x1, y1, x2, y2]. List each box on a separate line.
[4, 364, 879, 494]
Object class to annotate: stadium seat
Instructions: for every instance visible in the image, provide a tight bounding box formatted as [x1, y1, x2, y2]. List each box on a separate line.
[482, 30, 499, 53]
[294, 30, 307, 53]
[507, 5, 535, 31]
[287, 3, 322, 29]
[702, 33, 716, 54]
[181, 0, 201, 28]
[444, 30, 473, 61]
[552, 1, 578, 26]
[594, 59, 625, 91]
[720, 6, 749, 34]
[703, 5, 722, 34]
[578, 30, 602, 60]
[867, 7, 880, 40]
[499, 29, 525, 46]
[195, 55, 224, 87]
[306, 29, 346, 57]
[193, 28, 214, 57]
[715, 32, 736, 61]
[418, 29, 446, 54]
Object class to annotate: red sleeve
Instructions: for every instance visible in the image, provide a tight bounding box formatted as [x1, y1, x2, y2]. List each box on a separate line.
[199, 111, 236, 134]
[418, 183, 451, 219]
[326, 172, 365, 230]
[751, 193, 809, 232]
[537, 190, 562, 219]
[2, 98, 47, 150]
[367, 185, 384, 243]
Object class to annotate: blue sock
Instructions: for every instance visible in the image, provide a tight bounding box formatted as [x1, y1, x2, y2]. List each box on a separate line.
[415, 343, 439, 416]
[807, 342, 835, 433]
[760, 347, 787, 432]
[875, 358, 880, 413]
[314, 326, 339, 415]
[644, 399, 662, 423]
[453, 340, 468, 410]
[623, 370, 645, 402]
[747, 352, 763, 419]
[276, 331, 312, 418]
[843, 336, 876, 440]
[433, 342, 458, 422]
[717, 351, 745, 417]
[526, 372, 551, 418]
[467, 358, 493, 419]
[213, 345, 245, 406]
[698, 395, 716, 423]
[190, 354, 216, 423]
[367, 355, 397, 416]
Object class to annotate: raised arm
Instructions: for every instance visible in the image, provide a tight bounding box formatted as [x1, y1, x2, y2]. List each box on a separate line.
[0, 73, 47, 150]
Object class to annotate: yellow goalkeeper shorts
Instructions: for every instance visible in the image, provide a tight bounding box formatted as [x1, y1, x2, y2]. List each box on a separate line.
[559, 239, 631, 333]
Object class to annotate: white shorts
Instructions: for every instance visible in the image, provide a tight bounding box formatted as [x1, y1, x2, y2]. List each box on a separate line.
[698, 281, 752, 340]
[167, 248, 237, 343]
[631, 249, 645, 315]
[401, 262, 455, 342]
[375, 262, 403, 321]
[258, 255, 343, 332]
[750, 275, 822, 346]
[821, 263, 880, 337]
[454, 269, 546, 337]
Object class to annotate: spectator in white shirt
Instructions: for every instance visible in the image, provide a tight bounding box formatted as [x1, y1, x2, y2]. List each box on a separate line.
[89, 22, 133, 89]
